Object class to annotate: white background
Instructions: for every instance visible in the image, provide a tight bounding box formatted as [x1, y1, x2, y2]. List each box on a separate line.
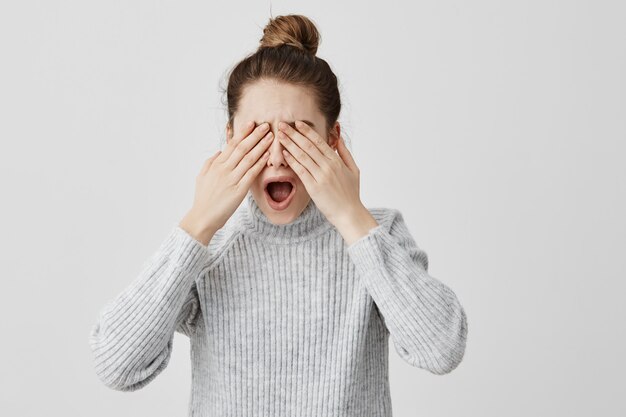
[1, 1, 624, 416]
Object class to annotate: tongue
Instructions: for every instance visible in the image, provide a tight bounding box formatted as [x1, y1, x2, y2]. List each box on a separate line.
[267, 182, 293, 202]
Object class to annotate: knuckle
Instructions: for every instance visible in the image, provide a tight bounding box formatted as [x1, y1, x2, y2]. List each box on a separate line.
[231, 147, 243, 160]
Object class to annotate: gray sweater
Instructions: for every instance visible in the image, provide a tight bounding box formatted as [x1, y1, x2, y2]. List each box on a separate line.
[89, 192, 468, 416]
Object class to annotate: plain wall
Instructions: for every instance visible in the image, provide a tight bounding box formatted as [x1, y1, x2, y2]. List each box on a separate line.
[0, 0, 624, 416]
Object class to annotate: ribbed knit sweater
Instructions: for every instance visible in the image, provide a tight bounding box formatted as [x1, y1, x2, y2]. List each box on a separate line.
[89, 192, 468, 416]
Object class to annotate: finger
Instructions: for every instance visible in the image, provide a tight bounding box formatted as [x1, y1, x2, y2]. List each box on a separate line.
[219, 120, 257, 162]
[199, 149, 222, 176]
[277, 130, 323, 178]
[282, 149, 316, 186]
[276, 121, 327, 177]
[224, 122, 272, 171]
[238, 149, 271, 189]
[232, 131, 273, 181]
[278, 122, 327, 167]
[294, 120, 337, 160]
[337, 136, 359, 173]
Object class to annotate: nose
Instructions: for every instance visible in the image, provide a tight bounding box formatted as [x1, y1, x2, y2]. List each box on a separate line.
[266, 126, 289, 167]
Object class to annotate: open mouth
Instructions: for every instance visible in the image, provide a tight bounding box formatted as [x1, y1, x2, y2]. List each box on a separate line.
[266, 181, 294, 203]
[264, 177, 297, 210]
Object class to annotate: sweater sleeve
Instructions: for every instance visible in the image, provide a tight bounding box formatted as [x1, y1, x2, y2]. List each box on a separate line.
[346, 209, 468, 375]
[89, 225, 208, 391]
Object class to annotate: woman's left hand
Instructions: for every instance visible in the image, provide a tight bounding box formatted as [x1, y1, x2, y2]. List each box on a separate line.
[277, 120, 379, 242]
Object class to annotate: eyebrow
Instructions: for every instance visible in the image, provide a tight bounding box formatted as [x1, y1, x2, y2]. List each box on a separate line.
[256, 120, 316, 129]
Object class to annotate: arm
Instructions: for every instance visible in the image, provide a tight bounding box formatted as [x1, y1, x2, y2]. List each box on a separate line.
[89, 225, 208, 391]
[346, 209, 468, 375]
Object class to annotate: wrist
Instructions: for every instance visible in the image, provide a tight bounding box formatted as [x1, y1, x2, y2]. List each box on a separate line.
[179, 210, 218, 246]
[335, 203, 379, 246]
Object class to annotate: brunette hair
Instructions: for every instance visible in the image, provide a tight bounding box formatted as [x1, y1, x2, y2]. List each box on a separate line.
[221, 14, 341, 139]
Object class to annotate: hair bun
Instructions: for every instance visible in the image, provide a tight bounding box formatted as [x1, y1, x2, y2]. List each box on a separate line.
[259, 14, 320, 56]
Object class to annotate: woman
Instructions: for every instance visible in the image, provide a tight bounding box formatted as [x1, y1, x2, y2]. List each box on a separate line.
[89, 14, 468, 416]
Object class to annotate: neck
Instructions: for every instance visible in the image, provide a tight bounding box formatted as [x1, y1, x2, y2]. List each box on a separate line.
[239, 192, 333, 244]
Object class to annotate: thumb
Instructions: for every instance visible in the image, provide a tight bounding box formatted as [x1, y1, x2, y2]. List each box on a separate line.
[337, 136, 358, 172]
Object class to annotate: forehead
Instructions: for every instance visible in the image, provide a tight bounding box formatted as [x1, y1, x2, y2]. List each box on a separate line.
[236, 79, 324, 128]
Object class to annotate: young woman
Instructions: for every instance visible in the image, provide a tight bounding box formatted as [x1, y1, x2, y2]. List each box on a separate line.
[90, 14, 468, 417]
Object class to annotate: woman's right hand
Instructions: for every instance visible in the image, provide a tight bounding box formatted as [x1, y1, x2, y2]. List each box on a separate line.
[179, 121, 273, 244]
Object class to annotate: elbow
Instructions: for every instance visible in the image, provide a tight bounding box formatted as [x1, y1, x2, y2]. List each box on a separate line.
[428, 307, 469, 375]
[396, 306, 469, 375]
[396, 343, 466, 375]
[95, 358, 171, 392]
[89, 323, 173, 392]
[429, 341, 467, 375]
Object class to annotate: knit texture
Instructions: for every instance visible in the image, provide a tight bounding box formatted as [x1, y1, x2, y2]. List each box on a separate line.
[89, 192, 468, 416]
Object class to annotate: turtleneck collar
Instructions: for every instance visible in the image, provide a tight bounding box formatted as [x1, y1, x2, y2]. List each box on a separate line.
[239, 191, 333, 244]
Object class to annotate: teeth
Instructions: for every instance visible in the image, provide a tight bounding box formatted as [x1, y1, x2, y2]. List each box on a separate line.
[266, 180, 293, 188]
